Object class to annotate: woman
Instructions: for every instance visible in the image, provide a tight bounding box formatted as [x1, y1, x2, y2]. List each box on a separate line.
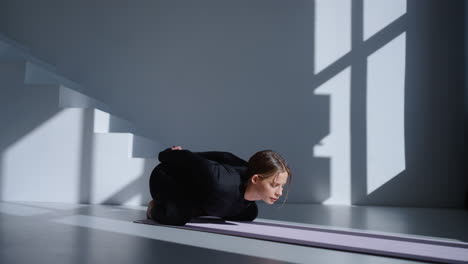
[147, 146, 291, 226]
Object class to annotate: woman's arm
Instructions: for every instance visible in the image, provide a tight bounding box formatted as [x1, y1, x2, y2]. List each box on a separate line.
[160, 146, 247, 166]
[158, 147, 206, 165]
[196, 152, 248, 166]
[158, 147, 218, 186]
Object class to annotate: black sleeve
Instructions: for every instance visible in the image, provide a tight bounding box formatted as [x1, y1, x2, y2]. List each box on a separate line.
[224, 203, 258, 222]
[158, 148, 208, 165]
[195, 151, 248, 167]
[158, 148, 213, 181]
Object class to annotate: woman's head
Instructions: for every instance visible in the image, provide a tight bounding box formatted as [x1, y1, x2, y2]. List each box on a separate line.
[245, 150, 291, 205]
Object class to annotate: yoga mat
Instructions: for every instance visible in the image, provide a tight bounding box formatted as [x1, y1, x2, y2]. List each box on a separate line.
[134, 218, 468, 264]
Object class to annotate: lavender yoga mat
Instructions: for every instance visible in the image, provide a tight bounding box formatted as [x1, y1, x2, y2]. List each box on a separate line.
[134, 218, 468, 263]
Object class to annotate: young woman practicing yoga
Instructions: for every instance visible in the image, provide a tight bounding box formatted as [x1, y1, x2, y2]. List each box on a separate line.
[146, 146, 291, 226]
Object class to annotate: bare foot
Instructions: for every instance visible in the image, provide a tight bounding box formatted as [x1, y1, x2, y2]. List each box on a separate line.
[146, 200, 156, 219]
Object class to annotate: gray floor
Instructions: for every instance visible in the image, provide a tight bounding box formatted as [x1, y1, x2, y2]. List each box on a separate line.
[1, 202, 467, 264]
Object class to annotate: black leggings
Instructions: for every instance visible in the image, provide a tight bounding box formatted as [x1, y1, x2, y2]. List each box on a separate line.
[149, 163, 202, 226]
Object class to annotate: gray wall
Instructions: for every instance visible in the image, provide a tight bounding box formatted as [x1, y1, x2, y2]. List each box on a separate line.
[0, 0, 466, 207]
[356, 0, 467, 207]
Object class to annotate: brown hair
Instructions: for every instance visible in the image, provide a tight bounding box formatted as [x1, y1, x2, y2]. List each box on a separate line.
[246, 150, 292, 204]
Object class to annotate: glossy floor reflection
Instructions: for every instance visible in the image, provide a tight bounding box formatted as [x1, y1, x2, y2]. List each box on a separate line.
[257, 203, 468, 243]
[1, 201, 465, 264]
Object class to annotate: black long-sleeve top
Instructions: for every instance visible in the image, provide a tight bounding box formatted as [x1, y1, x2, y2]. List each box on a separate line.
[158, 148, 258, 221]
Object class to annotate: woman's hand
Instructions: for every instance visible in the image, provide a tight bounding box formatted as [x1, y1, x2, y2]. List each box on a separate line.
[171, 146, 183, 150]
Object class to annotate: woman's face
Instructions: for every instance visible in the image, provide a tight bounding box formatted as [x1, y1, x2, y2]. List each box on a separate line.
[257, 171, 289, 204]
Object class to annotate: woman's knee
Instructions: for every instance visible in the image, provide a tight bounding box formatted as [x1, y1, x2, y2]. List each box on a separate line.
[150, 199, 191, 226]
[149, 163, 176, 200]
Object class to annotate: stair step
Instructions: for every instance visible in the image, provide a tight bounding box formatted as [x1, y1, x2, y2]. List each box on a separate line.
[92, 133, 159, 159]
[59, 85, 110, 112]
[130, 134, 161, 158]
[25, 61, 81, 92]
[91, 132, 156, 204]
[0, 60, 111, 113]
[0, 34, 163, 206]
[0, 35, 86, 95]
[93, 108, 135, 133]
[0, 33, 31, 62]
[0, 33, 30, 52]
[0, 34, 57, 72]
[2, 108, 157, 205]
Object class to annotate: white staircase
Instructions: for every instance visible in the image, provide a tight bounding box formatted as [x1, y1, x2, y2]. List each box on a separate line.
[0, 34, 161, 206]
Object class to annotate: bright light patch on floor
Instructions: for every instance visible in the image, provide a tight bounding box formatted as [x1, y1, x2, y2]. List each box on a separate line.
[314, 67, 351, 204]
[363, 0, 407, 40]
[366, 32, 406, 194]
[314, 0, 351, 74]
